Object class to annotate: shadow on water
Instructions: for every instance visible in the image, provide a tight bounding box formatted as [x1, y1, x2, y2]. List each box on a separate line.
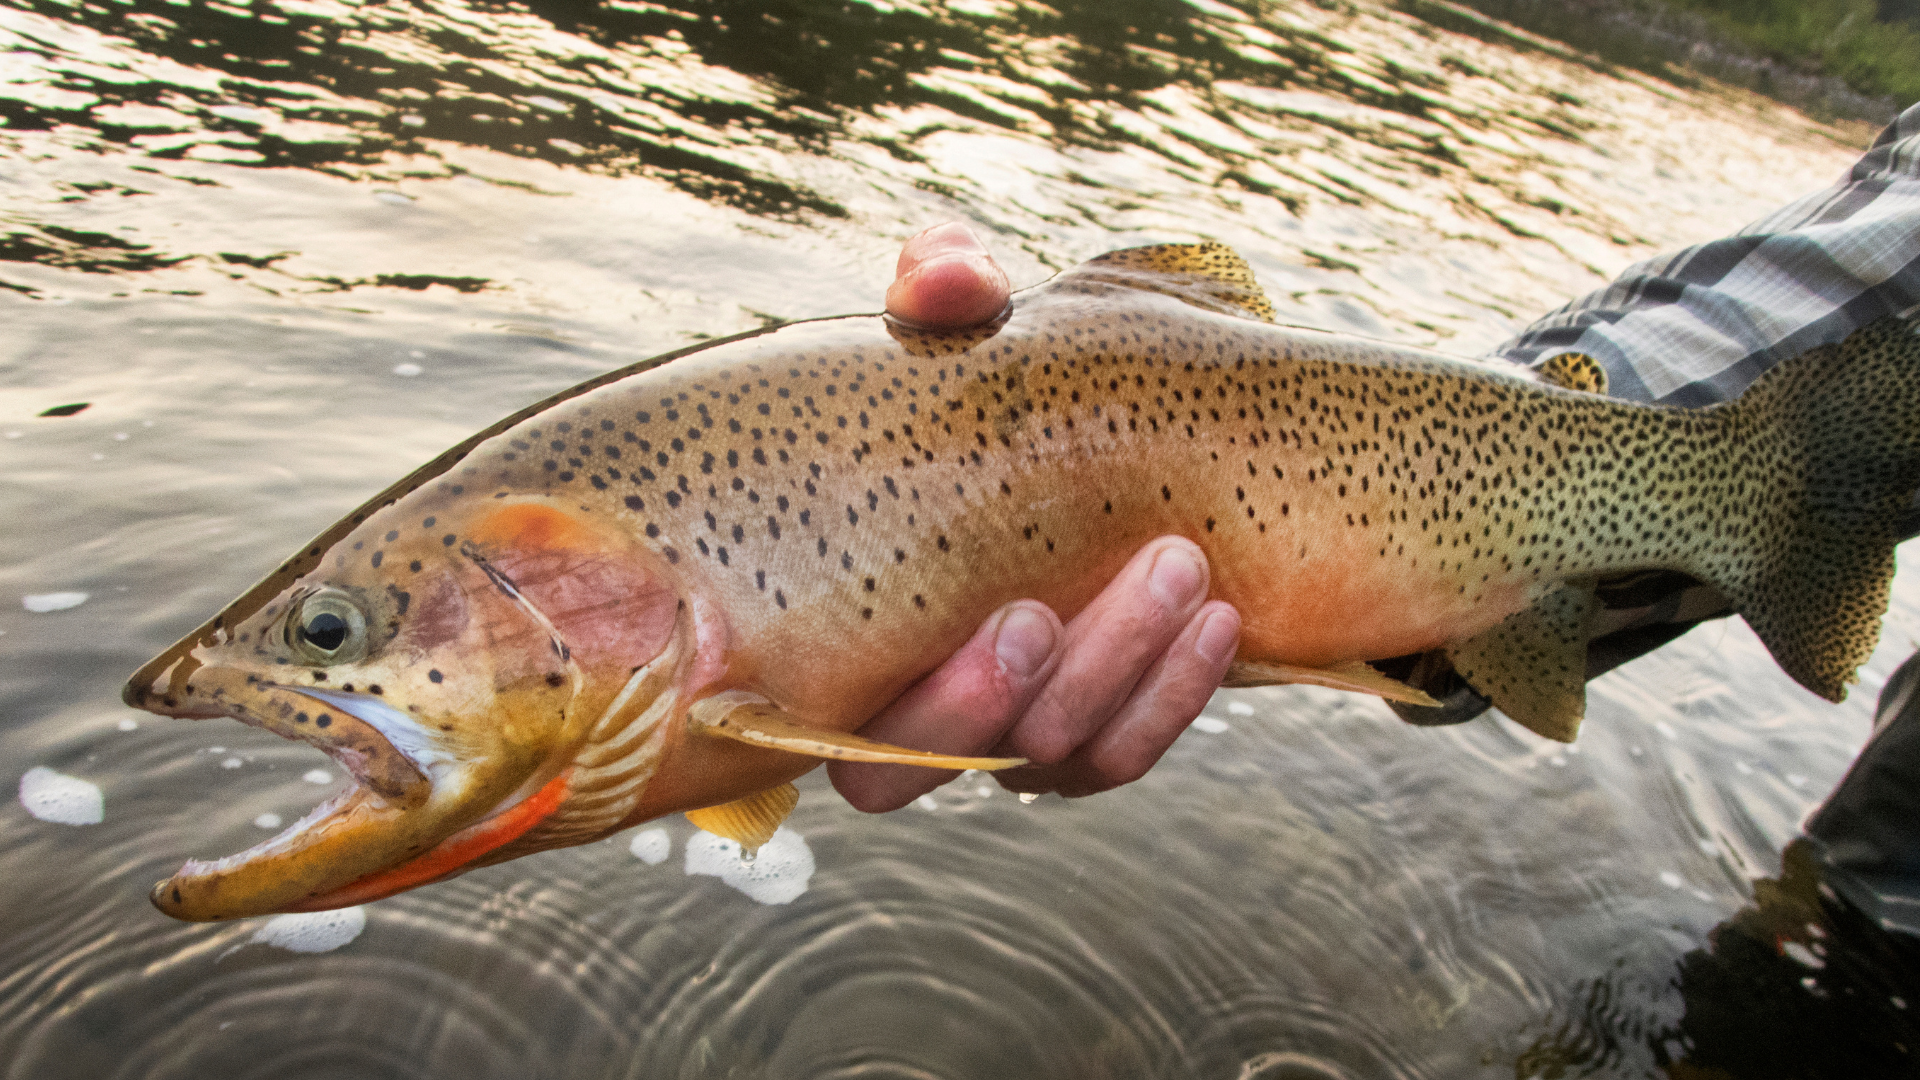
[0, 1, 1911, 1077]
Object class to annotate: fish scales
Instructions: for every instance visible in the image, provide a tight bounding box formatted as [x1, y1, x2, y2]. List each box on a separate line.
[446, 302, 1671, 710]
[123, 243, 1920, 920]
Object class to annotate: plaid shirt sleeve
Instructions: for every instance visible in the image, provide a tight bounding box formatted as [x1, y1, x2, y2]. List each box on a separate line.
[1393, 102, 1920, 726]
[1494, 101, 1920, 408]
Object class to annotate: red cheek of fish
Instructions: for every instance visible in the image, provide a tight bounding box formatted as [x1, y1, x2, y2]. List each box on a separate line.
[468, 504, 679, 676]
[403, 574, 470, 651]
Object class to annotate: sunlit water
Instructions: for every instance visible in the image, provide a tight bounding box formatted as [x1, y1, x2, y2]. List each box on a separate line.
[0, 1, 1907, 1076]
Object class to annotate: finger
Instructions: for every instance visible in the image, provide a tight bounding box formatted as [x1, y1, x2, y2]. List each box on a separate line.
[997, 601, 1240, 798]
[828, 601, 1062, 812]
[998, 537, 1212, 765]
[884, 222, 1011, 329]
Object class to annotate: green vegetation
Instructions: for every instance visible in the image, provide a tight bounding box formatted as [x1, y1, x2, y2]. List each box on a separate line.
[1411, 0, 1919, 122]
[1671, 0, 1920, 107]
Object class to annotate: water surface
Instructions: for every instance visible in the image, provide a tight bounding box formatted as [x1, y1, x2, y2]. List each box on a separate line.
[0, 1, 1907, 1076]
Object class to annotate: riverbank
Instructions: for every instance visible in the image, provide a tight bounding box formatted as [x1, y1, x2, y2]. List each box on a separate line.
[1404, 0, 1918, 123]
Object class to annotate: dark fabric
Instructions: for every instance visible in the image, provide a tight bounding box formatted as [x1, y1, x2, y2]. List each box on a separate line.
[1806, 651, 1920, 935]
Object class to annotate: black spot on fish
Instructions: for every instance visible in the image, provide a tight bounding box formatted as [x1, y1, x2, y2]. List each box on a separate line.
[371, 551, 383, 568]
[409, 560, 422, 573]
[316, 715, 332, 728]
[429, 670, 443, 683]
[546, 672, 564, 687]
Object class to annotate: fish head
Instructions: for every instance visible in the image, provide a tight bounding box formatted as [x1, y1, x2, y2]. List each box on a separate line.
[126, 496, 686, 921]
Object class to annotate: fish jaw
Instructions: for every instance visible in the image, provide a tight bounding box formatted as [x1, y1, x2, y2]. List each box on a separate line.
[139, 667, 550, 921]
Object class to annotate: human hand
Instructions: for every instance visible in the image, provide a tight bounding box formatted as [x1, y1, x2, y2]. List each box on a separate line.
[882, 220, 1011, 328]
[828, 224, 1243, 810]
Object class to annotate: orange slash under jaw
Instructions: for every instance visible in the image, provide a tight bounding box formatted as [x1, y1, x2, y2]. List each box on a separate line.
[279, 769, 574, 912]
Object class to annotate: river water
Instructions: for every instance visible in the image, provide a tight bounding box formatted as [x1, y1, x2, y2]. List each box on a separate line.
[0, 1, 1911, 1077]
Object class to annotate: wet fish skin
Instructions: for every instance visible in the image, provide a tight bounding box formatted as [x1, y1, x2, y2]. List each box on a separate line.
[125, 243, 1920, 920]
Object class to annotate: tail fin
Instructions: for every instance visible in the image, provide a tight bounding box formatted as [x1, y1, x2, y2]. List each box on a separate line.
[1714, 317, 1920, 701]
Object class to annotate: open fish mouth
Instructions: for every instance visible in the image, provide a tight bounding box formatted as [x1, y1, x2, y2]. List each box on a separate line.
[131, 664, 549, 921]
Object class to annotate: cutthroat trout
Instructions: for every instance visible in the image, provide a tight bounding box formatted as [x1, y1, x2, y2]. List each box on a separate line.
[126, 243, 1920, 921]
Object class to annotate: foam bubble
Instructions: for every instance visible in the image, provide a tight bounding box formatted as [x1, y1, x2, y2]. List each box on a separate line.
[685, 827, 814, 905]
[22, 592, 87, 613]
[254, 813, 283, 829]
[222, 757, 243, 770]
[117, 718, 138, 732]
[251, 907, 366, 953]
[302, 769, 332, 784]
[1192, 716, 1230, 734]
[628, 828, 670, 865]
[18, 767, 103, 825]
[1226, 701, 1255, 716]
[392, 362, 423, 377]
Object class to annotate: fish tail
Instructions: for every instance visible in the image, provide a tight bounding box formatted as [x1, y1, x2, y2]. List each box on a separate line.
[1708, 316, 1920, 701]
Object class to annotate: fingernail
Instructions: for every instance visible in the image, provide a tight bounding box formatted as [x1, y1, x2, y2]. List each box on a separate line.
[1194, 608, 1239, 665]
[994, 605, 1055, 680]
[922, 221, 985, 253]
[1147, 544, 1204, 608]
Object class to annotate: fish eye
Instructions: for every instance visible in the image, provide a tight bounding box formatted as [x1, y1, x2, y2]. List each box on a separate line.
[287, 590, 368, 665]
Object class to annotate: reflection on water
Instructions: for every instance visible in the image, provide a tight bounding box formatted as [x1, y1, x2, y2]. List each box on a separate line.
[0, 0, 1906, 1076]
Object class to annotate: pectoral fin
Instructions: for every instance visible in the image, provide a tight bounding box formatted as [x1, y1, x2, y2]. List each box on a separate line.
[687, 691, 1027, 770]
[685, 783, 799, 855]
[1445, 578, 1599, 742]
[1224, 660, 1441, 706]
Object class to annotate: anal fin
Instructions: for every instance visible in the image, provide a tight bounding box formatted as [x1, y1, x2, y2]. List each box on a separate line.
[1224, 660, 1440, 706]
[685, 783, 798, 855]
[1445, 578, 1599, 742]
[688, 691, 1027, 770]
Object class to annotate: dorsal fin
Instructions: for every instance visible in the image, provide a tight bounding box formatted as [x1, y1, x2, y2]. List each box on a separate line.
[1059, 241, 1275, 322]
[1538, 351, 1609, 395]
